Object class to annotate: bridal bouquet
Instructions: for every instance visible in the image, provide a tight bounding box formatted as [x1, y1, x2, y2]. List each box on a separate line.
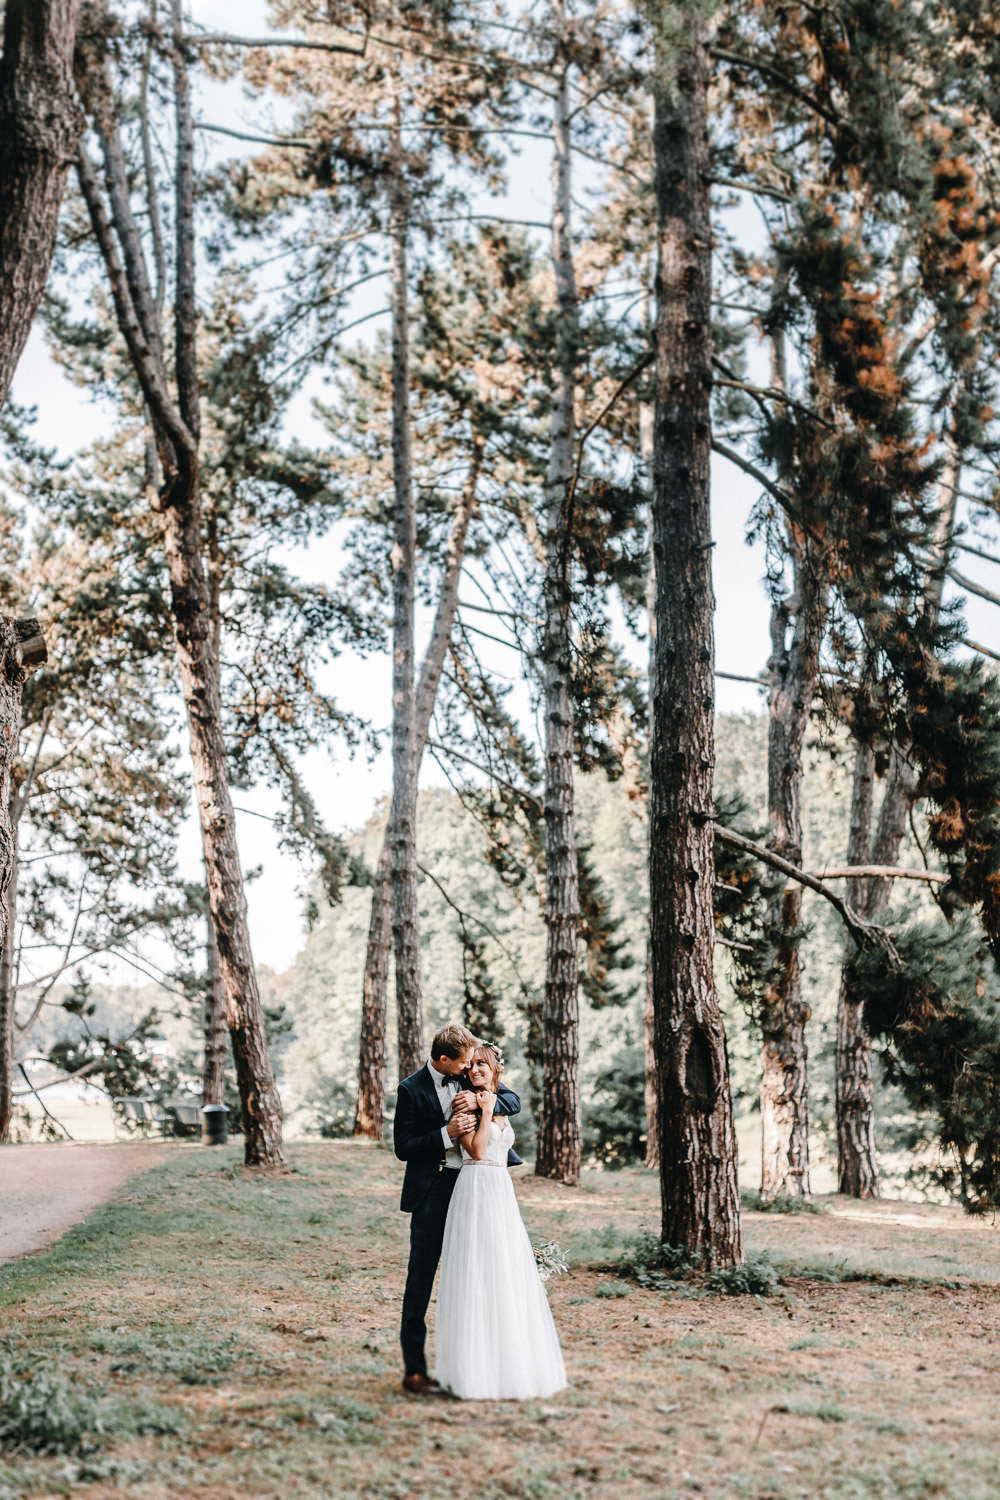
[533, 1240, 569, 1283]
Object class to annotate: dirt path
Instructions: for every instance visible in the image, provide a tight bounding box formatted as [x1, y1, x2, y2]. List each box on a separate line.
[0, 1141, 170, 1264]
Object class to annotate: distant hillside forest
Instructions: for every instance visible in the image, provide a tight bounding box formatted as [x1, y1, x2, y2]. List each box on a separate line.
[281, 712, 937, 1188]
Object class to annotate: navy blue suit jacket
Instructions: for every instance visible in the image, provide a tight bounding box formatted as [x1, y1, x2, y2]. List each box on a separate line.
[393, 1063, 522, 1212]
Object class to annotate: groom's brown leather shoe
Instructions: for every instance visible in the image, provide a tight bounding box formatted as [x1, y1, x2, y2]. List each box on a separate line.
[402, 1373, 440, 1395]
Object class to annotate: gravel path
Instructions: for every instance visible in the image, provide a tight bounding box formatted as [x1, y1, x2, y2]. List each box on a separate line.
[0, 1142, 171, 1265]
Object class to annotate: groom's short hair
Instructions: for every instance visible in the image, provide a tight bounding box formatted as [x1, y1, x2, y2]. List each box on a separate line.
[430, 1023, 476, 1061]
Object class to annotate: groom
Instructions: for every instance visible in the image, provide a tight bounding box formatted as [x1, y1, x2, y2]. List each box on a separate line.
[394, 1022, 521, 1394]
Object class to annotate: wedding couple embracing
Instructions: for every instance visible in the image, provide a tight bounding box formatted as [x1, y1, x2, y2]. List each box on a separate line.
[393, 1022, 567, 1400]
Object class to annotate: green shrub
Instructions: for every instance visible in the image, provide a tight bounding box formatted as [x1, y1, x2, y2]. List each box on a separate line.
[708, 1250, 778, 1297]
[612, 1232, 700, 1289]
[613, 1234, 777, 1296]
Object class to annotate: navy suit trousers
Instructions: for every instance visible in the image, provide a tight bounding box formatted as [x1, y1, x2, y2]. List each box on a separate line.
[400, 1167, 459, 1376]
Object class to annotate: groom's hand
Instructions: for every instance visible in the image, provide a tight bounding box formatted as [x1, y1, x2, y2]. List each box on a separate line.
[447, 1111, 475, 1139]
[452, 1089, 476, 1114]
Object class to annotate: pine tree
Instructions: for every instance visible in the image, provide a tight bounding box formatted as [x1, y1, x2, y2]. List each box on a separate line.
[648, 6, 742, 1266]
[66, 0, 375, 1163]
[536, 0, 583, 1185]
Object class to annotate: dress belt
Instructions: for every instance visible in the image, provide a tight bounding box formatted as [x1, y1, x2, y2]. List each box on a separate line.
[462, 1159, 507, 1168]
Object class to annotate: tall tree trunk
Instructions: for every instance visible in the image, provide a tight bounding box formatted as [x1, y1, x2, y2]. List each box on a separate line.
[536, 41, 581, 1186]
[759, 563, 826, 1197]
[643, 939, 658, 1169]
[0, 622, 42, 1139]
[354, 443, 483, 1134]
[355, 839, 391, 1137]
[0, 0, 83, 407]
[640, 395, 659, 1170]
[162, 464, 283, 1164]
[0, 820, 17, 1142]
[835, 737, 878, 1196]
[167, 5, 281, 1165]
[75, 7, 283, 1165]
[759, 319, 827, 1199]
[388, 91, 424, 1081]
[201, 889, 227, 1108]
[650, 17, 741, 1264]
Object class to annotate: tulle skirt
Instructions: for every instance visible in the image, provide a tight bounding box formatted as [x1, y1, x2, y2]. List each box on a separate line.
[434, 1162, 567, 1400]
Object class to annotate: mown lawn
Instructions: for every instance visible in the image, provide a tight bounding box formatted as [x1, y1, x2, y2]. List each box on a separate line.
[2, 1141, 999, 1499]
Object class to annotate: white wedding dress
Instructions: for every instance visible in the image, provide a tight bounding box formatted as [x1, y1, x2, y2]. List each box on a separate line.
[434, 1118, 567, 1400]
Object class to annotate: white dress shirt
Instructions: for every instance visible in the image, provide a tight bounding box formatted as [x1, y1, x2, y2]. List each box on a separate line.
[428, 1061, 463, 1170]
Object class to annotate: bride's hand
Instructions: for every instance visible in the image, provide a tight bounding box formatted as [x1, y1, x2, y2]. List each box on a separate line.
[476, 1088, 496, 1117]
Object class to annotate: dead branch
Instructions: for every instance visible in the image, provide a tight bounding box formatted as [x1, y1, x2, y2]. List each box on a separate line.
[185, 31, 366, 56]
[715, 824, 900, 959]
[802, 865, 948, 885]
[948, 566, 1000, 608]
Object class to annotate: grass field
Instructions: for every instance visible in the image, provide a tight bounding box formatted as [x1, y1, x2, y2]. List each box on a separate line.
[2, 1141, 999, 1499]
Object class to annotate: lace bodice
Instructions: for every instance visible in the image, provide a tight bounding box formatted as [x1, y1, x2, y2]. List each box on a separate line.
[460, 1117, 513, 1166]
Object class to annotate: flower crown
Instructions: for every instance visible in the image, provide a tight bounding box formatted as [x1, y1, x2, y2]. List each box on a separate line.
[476, 1040, 505, 1069]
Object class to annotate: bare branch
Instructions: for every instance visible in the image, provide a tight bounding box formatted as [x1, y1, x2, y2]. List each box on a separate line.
[712, 439, 800, 525]
[715, 824, 900, 957]
[416, 860, 534, 1001]
[964, 636, 1000, 663]
[954, 538, 1000, 568]
[948, 566, 1000, 608]
[563, 349, 654, 535]
[13, 1063, 73, 1136]
[185, 31, 366, 57]
[196, 121, 314, 150]
[12, 708, 52, 826]
[805, 865, 948, 885]
[425, 739, 542, 812]
[75, 146, 194, 462]
[713, 358, 836, 429]
[709, 174, 791, 203]
[12, 1053, 105, 1096]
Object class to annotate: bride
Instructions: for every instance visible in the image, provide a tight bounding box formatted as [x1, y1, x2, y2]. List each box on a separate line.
[434, 1043, 567, 1400]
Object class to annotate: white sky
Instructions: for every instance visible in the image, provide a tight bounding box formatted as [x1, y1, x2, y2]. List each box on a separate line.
[8, 1, 1000, 977]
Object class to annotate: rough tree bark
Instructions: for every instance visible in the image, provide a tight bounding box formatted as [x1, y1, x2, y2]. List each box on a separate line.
[0, 620, 47, 1143]
[354, 442, 483, 1136]
[835, 737, 879, 1195]
[640, 396, 659, 1170]
[0, 0, 83, 407]
[758, 317, 829, 1199]
[74, 5, 283, 1165]
[387, 87, 424, 1082]
[0, 807, 17, 1141]
[649, 17, 742, 1264]
[202, 892, 227, 1108]
[760, 568, 827, 1194]
[536, 31, 582, 1186]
